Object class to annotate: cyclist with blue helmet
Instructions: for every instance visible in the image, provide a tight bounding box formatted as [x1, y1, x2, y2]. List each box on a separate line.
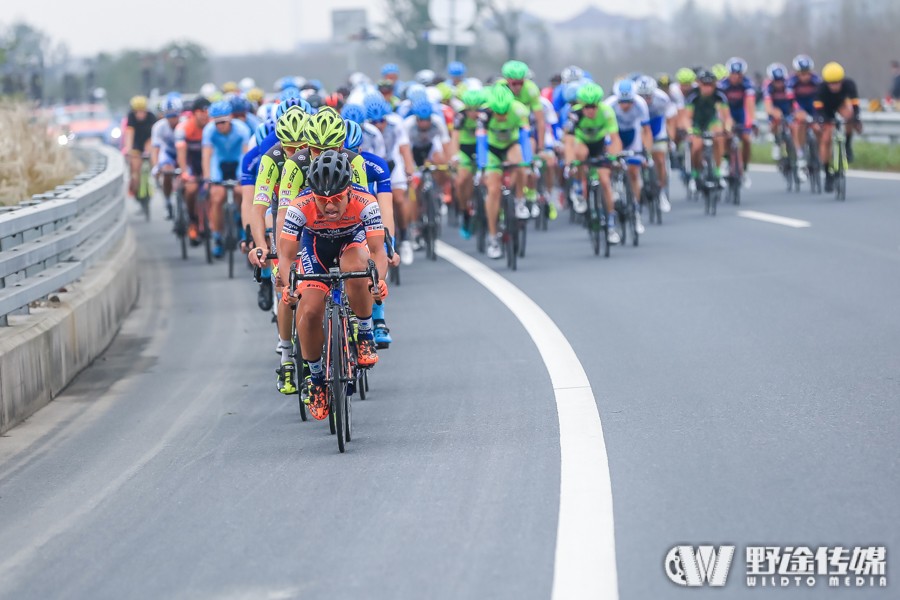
[788, 55, 821, 173]
[447, 61, 468, 97]
[718, 57, 756, 187]
[203, 100, 251, 258]
[763, 63, 797, 165]
[232, 95, 261, 132]
[404, 99, 450, 169]
[150, 94, 183, 218]
[345, 119, 398, 349]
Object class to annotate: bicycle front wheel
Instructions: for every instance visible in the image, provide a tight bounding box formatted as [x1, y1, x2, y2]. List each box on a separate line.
[330, 309, 349, 453]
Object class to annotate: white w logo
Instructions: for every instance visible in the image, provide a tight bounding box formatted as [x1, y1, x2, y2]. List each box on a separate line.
[665, 545, 735, 587]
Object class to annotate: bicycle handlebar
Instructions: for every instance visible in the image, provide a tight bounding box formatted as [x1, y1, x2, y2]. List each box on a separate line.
[253, 249, 278, 283]
[290, 259, 382, 306]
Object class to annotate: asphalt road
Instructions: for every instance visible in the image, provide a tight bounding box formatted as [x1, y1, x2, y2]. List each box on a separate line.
[1, 169, 898, 599]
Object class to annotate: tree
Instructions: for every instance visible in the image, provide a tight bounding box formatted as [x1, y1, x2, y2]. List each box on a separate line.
[479, 0, 524, 59]
[379, 0, 433, 71]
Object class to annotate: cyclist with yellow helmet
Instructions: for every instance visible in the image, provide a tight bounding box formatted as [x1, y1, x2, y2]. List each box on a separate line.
[124, 95, 158, 200]
[814, 62, 859, 192]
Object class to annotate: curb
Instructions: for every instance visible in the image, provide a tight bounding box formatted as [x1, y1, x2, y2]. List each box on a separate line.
[0, 228, 139, 434]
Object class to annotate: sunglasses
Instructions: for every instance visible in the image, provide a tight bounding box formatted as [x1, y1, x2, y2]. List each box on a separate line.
[214, 119, 230, 125]
[507, 79, 524, 86]
[283, 144, 303, 152]
[313, 191, 346, 204]
[583, 103, 598, 109]
[370, 118, 385, 124]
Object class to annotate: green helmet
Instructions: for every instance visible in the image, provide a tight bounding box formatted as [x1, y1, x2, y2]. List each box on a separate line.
[712, 63, 728, 81]
[501, 60, 529, 80]
[576, 83, 604, 105]
[676, 68, 697, 84]
[461, 89, 485, 108]
[436, 81, 455, 102]
[488, 85, 515, 115]
[304, 106, 346, 149]
[275, 105, 308, 145]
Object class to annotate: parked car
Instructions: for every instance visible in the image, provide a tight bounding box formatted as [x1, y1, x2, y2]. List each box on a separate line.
[52, 103, 121, 146]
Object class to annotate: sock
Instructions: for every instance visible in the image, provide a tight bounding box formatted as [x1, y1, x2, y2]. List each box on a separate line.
[372, 302, 385, 323]
[357, 315, 374, 341]
[691, 169, 699, 179]
[279, 339, 292, 363]
[399, 228, 409, 242]
[308, 358, 324, 385]
[713, 167, 721, 178]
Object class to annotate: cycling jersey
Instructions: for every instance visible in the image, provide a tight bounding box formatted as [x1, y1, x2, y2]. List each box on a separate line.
[483, 101, 530, 149]
[242, 129, 279, 186]
[151, 117, 178, 163]
[253, 141, 289, 210]
[642, 89, 677, 140]
[454, 111, 480, 146]
[403, 114, 449, 166]
[360, 122, 387, 159]
[605, 95, 650, 132]
[174, 118, 205, 177]
[764, 81, 795, 117]
[279, 148, 368, 210]
[127, 110, 157, 151]
[498, 78, 542, 114]
[202, 119, 251, 182]
[684, 89, 729, 132]
[563, 103, 618, 144]
[788, 73, 822, 114]
[718, 76, 756, 127]
[814, 79, 859, 121]
[539, 96, 561, 147]
[361, 151, 392, 195]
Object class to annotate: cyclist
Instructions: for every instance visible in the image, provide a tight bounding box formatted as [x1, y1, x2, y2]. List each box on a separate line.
[814, 62, 857, 192]
[175, 96, 211, 244]
[537, 94, 562, 219]
[605, 79, 651, 235]
[447, 61, 468, 97]
[377, 79, 401, 109]
[150, 94, 182, 219]
[278, 151, 388, 420]
[685, 70, 733, 189]
[562, 82, 622, 242]
[202, 100, 251, 258]
[497, 61, 545, 216]
[452, 89, 486, 239]
[763, 63, 797, 166]
[476, 85, 533, 260]
[124, 95, 158, 201]
[718, 57, 755, 188]
[789, 54, 822, 172]
[345, 120, 398, 349]
[636, 75, 676, 213]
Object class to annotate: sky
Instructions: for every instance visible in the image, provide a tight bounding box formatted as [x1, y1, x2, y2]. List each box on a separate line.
[8, 0, 783, 57]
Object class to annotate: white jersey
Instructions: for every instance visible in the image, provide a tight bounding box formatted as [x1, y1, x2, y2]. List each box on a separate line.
[644, 89, 677, 120]
[360, 122, 387, 159]
[604, 95, 650, 132]
[151, 117, 178, 157]
[381, 113, 410, 160]
[539, 96, 559, 147]
[403, 114, 448, 149]
[668, 83, 691, 110]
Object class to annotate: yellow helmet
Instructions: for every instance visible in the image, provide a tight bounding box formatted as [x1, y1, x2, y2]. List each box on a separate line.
[246, 87, 265, 103]
[222, 81, 239, 93]
[130, 95, 148, 111]
[822, 62, 845, 83]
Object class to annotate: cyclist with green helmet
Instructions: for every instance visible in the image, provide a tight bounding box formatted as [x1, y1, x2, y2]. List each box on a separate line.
[498, 60, 545, 216]
[475, 84, 533, 260]
[453, 89, 487, 239]
[562, 82, 622, 238]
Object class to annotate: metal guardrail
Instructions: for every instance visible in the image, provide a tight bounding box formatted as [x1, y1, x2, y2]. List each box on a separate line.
[755, 110, 900, 143]
[0, 144, 126, 326]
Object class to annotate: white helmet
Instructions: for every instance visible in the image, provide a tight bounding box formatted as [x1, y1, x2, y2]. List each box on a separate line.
[425, 86, 442, 105]
[199, 82, 217, 98]
[348, 72, 370, 89]
[239, 77, 256, 93]
[561, 65, 584, 84]
[464, 77, 483, 91]
[404, 83, 427, 100]
[257, 103, 276, 121]
[415, 69, 436, 85]
[635, 75, 657, 97]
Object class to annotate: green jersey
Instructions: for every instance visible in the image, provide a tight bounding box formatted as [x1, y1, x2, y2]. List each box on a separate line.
[563, 104, 619, 144]
[454, 111, 480, 146]
[497, 79, 542, 114]
[485, 100, 530, 149]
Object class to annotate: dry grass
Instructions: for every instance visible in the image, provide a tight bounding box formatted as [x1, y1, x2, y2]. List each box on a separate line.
[0, 101, 78, 206]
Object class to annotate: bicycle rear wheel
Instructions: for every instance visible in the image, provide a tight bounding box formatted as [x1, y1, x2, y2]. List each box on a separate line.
[588, 183, 601, 256]
[502, 190, 517, 271]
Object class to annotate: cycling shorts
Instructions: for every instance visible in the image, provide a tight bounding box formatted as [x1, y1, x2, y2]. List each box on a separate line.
[297, 227, 368, 293]
[617, 130, 645, 165]
[486, 144, 514, 173]
[585, 139, 607, 159]
[457, 143, 477, 172]
[648, 116, 667, 141]
[211, 160, 239, 184]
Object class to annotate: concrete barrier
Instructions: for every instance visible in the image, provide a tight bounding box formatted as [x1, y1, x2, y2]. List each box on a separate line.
[0, 229, 138, 434]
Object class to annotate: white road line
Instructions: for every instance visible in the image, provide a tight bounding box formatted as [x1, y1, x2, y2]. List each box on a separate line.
[436, 241, 618, 600]
[737, 210, 812, 228]
[751, 163, 900, 181]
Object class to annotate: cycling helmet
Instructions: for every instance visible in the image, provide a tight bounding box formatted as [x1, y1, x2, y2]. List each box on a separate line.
[726, 57, 748, 75]
[405, 83, 427, 100]
[306, 93, 323, 109]
[209, 101, 233, 119]
[276, 106, 308, 145]
[697, 70, 717, 84]
[415, 69, 436, 85]
[160, 95, 183, 116]
[239, 77, 255, 93]
[464, 77, 483, 91]
[793, 54, 814, 72]
[130, 95, 148, 111]
[255, 119, 276, 146]
[822, 62, 845, 83]
[576, 83, 604, 105]
[341, 103, 366, 124]
[348, 72, 370, 89]
[564, 81, 584, 104]
[307, 79, 323, 92]
[366, 98, 391, 122]
[488, 85, 515, 114]
[222, 81, 239, 94]
[276, 96, 299, 119]
[448, 61, 467, 77]
[246, 87, 265, 104]
[656, 73, 671, 88]
[381, 63, 400, 77]
[304, 106, 346, 149]
[561, 66, 584, 83]
[712, 63, 729, 80]
[411, 99, 433, 120]
[767, 63, 788, 81]
[461, 89, 485, 108]
[344, 119, 363, 152]
[200, 82, 217, 98]
[501, 60, 529, 80]
[636, 75, 657, 97]
[436, 82, 455, 102]
[676, 68, 697, 84]
[257, 103, 276, 122]
[614, 79, 635, 102]
[274, 77, 295, 92]
[307, 150, 353, 197]
[231, 96, 252, 114]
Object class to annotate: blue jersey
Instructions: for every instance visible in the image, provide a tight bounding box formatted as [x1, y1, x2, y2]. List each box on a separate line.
[718, 76, 756, 125]
[788, 73, 822, 114]
[240, 130, 279, 185]
[765, 81, 795, 117]
[361, 151, 392, 195]
[202, 119, 251, 163]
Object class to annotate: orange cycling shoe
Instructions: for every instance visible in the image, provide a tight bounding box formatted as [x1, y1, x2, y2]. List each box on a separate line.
[307, 381, 329, 420]
[357, 339, 379, 367]
[188, 223, 200, 246]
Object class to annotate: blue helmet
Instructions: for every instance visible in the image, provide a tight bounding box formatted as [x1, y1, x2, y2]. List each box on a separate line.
[231, 96, 252, 114]
[411, 99, 433, 120]
[767, 63, 788, 81]
[280, 88, 300, 103]
[341, 103, 366, 124]
[275, 77, 296, 92]
[298, 98, 314, 115]
[160, 95, 183, 117]
[209, 101, 232, 119]
[381, 63, 399, 76]
[365, 97, 391, 122]
[307, 79, 323, 91]
[564, 81, 583, 103]
[276, 96, 302, 120]
[448, 61, 467, 77]
[255, 119, 276, 146]
[615, 79, 635, 102]
[344, 119, 363, 151]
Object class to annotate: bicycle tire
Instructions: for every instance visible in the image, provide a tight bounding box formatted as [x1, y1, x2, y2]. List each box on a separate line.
[293, 328, 308, 422]
[518, 217, 527, 258]
[473, 185, 487, 254]
[588, 183, 600, 256]
[176, 189, 188, 260]
[223, 203, 235, 279]
[330, 309, 348, 453]
[358, 367, 366, 400]
[203, 213, 213, 264]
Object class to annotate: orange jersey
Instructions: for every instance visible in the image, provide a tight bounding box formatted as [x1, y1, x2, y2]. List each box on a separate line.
[281, 187, 384, 241]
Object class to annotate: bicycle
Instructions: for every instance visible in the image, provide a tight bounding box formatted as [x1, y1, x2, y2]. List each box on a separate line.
[531, 156, 551, 232]
[774, 119, 801, 192]
[135, 154, 152, 221]
[641, 153, 662, 226]
[697, 131, 723, 216]
[411, 164, 451, 262]
[498, 162, 529, 271]
[571, 156, 615, 258]
[166, 169, 189, 260]
[219, 180, 244, 278]
[610, 156, 639, 248]
[196, 181, 214, 264]
[830, 118, 848, 201]
[290, 259, 381, 453]
[470, 172, 489, 254]
[803, 116, 822, 194]
[725, 126, 744, 206]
